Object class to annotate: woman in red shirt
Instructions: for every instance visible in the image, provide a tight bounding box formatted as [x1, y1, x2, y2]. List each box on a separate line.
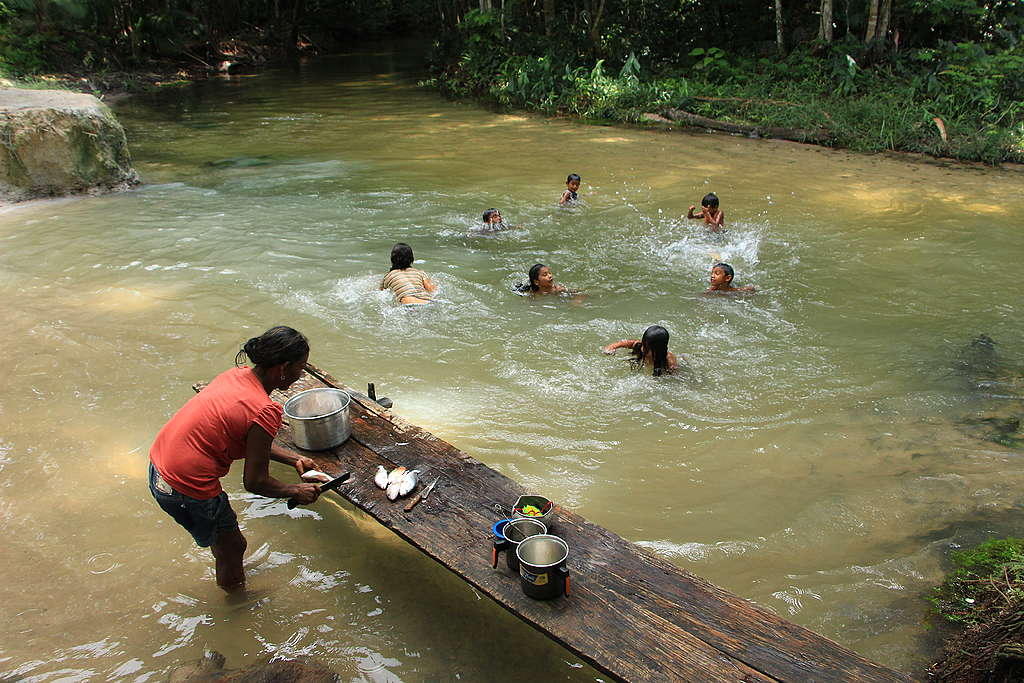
[149, 326, 321, 591]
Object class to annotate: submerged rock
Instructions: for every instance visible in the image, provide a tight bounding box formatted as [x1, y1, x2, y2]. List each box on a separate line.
[951, 334, 1024, 448]
[168, 650, 340, 682]
[0, 87, 140, 203]
[956, 333, 1000, 387]
[203, 155, 274, 169]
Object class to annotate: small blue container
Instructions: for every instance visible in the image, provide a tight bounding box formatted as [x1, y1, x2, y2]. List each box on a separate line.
[490, 518, 546, 572]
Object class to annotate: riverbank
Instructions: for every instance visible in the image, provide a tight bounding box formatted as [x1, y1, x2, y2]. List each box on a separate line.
[0, 27, 314, 101]
[422, 10, 1024, 166]
[929, 539, 1024, 681]
[423, 58, 1024, 166]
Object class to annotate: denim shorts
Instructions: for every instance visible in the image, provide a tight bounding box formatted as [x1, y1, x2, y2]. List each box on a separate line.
[149, 462, 237, 548]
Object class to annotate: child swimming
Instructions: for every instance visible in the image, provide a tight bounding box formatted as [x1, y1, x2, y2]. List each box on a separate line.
[687, 192, 725, 232]
[516, 263, 568, 295]
[560, 173, 581, 206]
[705, 262, 755, 294]
[602, 325, 679, 376]
[380, 243, 436, 305]
[479, 208, 517, 232]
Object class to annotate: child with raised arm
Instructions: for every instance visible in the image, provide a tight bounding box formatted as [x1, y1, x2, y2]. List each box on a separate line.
[602, 325, 679, 376]
[380, 243, 436, 305]
[687, 192, 725, 232]
[560, 173, 581, 206]
[705, 262, 755, 294]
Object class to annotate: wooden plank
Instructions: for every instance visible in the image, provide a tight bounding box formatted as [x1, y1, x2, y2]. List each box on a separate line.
[196, 364, 913, 683]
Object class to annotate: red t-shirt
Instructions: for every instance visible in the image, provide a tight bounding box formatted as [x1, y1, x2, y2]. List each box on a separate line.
[150, 367, 282, 499]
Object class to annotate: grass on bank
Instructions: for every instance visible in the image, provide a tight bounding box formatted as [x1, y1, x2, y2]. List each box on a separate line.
[929, 538, 1024, 681]
[424, 26, 1024, 165]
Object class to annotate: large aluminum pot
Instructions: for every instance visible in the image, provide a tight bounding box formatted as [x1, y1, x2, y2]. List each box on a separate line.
[283, 388, 352, 451]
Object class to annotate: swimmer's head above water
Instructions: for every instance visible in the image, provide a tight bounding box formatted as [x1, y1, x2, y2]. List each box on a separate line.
[517, 263, 561, 294]
[632, 325, 671, 376]
[390, 242, 414, 270]
[711, 262, 734, 283]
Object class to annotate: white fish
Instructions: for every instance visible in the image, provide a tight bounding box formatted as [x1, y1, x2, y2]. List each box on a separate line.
[398, 469, 420, 497]
[386, 466, 407, 486]
[386, 480, 402, 501]
[374, 465, 389, 490]
[301, 470, 333, 483]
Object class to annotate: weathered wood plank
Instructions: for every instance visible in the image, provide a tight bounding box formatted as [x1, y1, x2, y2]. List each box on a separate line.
[196, 364, 913, 682]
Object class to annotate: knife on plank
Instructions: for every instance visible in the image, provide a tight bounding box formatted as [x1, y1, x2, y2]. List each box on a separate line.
[404, 476, 440, 512]
[288, 471, 350, 509]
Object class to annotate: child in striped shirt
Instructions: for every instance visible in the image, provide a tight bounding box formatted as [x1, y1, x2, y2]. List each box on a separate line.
[380, 243, 436, 305]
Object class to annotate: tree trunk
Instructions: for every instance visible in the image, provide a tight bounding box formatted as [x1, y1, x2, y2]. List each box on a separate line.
[865, 0, 879, 42]
[864, 0, 892, 50]
[543, 0, 555, 38]
[774, 0, 785, 54]
[877, 0, 892, 40]
[34, 0, 49, 33]
[479, 0, 492, 10]
[285, 0, 306, 58]
[818, 0, 833, 42]
[586, 0, 606, 55]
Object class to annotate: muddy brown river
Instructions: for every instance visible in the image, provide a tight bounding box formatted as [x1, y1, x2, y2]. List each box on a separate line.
[2, 42, 1023, 681]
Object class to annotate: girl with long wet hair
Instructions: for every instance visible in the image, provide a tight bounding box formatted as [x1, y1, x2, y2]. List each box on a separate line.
[516, 263, 568, 295]
[602, 325, 679, 376]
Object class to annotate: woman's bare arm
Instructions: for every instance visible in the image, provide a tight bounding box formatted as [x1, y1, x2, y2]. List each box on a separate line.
[243, 424, 319, 502]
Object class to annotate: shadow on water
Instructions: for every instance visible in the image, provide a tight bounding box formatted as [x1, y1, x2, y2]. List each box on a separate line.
[948, 334, 1024, 448]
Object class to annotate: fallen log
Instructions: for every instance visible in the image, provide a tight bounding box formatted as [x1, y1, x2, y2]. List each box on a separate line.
[195, 362, 911, 682]
[663, 107, 833, 145]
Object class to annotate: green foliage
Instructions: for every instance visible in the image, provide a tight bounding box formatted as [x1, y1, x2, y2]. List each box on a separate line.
[832, 54, 861, 96]
[689, 47, 731, 81]
[930, 539, 1024, 625]
[0, 12, 48, 77]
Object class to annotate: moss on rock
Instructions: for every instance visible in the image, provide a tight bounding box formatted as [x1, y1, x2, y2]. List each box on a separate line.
[0, 87, 139, 202]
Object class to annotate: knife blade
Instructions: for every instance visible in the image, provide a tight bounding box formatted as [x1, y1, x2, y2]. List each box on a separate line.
[288, 471, 350, 509]
[403, 476, 440, 512]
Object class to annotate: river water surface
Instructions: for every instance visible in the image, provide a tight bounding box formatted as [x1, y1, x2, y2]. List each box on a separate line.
[3, 44, 1024, 681]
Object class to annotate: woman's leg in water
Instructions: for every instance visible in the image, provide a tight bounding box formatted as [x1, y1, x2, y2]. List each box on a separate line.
[212, 526, 247, 591]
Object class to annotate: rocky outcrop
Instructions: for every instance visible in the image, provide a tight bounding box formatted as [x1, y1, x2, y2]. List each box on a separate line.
[0, 87, 139, 203]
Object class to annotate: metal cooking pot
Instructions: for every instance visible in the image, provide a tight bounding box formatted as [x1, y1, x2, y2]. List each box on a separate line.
[283, 388, 352, 451]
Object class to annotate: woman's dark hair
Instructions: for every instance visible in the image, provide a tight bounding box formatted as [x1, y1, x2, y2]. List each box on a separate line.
[483, 208, 500, 222]
[701, 192, 719, 209]
[235, 326, 309, 368]
[712, 262, 734, 280]
[631, 325, 671, 376]
[390, 243, 414, 270]
[516, 263, 546, 293]
[567, 173, 581, 183]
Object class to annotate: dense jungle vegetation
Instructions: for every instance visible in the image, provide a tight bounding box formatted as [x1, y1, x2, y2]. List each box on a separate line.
[2, 0, 1022, 162]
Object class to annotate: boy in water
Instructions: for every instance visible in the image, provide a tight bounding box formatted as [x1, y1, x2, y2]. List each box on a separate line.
[560, 173, 581, 206]
[480, 208, 516, 232]
[687, 192, 725, 232]
[706, 262, 754, 294]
